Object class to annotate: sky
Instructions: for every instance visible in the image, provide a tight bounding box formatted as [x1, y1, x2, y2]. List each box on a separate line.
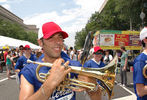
[0, 0, 105, 47]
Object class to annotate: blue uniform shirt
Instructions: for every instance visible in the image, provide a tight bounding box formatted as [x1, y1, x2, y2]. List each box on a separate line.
[20, 52, 81, 100]
[83, 59, 105, 68]
[133, 53, 147, 100]
[15, 54, 37, 71]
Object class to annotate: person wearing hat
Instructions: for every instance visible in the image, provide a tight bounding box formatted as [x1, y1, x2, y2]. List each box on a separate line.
[14, 44, 37, 78]
[19, 22, 102, 100]
[83, 46, 107, 100]
[133, 27, 147, 100]
[84, 46, 105, 68]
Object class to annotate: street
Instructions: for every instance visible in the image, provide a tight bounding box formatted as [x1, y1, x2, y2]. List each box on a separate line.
[0, 71, 136, 100]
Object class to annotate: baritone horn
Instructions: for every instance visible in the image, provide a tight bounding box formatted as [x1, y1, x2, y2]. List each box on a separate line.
[27, 55, 118, 100]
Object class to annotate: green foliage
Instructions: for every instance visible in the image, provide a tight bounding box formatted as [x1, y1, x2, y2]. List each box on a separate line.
[74, 0, 143, 49]
[74, 29, 87, 49]
[0, 19, 38, 45]
[26, 31, 38, 44]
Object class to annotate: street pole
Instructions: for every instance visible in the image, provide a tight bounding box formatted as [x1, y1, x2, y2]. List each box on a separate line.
[140, 11, 145, 28]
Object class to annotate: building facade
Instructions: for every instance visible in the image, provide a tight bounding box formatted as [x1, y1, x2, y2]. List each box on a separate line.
[0, 5, 38, 33]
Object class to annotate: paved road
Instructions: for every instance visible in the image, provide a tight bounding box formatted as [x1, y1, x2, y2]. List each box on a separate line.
[0, 71, 136, 100]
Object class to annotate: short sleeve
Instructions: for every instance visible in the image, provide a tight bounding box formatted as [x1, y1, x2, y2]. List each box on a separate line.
[109, 55, 113, 61]
[133, 61, 145, 84]
[15, 57, 22, 70]
[20, 64, 36, 85]
[125, 53, 128, 58]
[83, 61, 91, 68]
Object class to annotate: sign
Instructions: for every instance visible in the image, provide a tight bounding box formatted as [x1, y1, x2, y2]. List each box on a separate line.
[140, 11, 145, 20]
[100, 34, 114, 46]
[129, 35, 141, 46]
[115, 34, 129, 46]
[100, 46, 142, 50]
[94, 30, 141, 50]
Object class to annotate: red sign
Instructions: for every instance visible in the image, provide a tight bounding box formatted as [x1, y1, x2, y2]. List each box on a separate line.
[115, 34, 129, 46]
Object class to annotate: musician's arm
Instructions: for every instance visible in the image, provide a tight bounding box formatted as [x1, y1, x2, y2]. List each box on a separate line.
[76, 75, 102, 100]
[14, 58, 21, 73]
[124, 56, 128, 70]
[19, 59, 71, 100]
[15, 69, 20, 73]
[87, 85, 102, 100]
[136, 84, 147, 97]
[19, 75, 55, 100]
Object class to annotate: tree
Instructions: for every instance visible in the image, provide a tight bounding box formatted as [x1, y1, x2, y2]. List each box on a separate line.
[0, 19, 38, 45]
[74, 0, 142, 49]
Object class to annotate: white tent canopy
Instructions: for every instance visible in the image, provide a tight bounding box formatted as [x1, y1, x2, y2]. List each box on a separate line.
[0, 35, 40, 49]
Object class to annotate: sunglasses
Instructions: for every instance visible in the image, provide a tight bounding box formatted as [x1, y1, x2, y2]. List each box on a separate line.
[19, 48, 24, 50]
[25, 48, 31, 50]
[94, 52, 103, 55]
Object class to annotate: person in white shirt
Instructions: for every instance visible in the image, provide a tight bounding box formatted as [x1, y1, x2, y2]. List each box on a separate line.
[103, 50, 113, 65]
[69, 47, 74, 59]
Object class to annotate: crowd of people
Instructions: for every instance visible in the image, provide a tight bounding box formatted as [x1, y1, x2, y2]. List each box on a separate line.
[0, 44, 42, 79]
[0, 21, 147, 100]
[0, 21, 126, 100]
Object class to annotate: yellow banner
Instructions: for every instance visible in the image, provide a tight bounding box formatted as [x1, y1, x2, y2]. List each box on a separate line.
[122, 31, 140, 35]
[100, 46, 142, 50]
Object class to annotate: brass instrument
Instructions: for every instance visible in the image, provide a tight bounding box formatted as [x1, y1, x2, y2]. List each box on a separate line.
[27, 55, 118, 100]
[143, 64, 147, 78]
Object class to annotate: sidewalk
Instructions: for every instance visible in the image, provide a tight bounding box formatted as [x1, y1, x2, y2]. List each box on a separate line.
[113, 95, 136, 100]
[113, 71, 136, 100]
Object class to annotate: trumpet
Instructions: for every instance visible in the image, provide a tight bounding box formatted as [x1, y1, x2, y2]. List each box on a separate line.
[27, 55, 118, 100]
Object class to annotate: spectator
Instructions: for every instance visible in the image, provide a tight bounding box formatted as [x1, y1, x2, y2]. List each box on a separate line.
[15, 44, 37, 78]
[18, 45, 24, 57]
[120, 46, 128, 87]
[4, 47, 9, 65]
[6, 51, 13, 79]
[78, 49, 83, 61]
[69, 46, 74, 59]
[103, 50, 113, 65]
[36, 48, 43, 59]
[84, 46, 105, 68]
[72, 49, 78, 61]
[0, 50, 4, 73]
[83, 46, 107, 99]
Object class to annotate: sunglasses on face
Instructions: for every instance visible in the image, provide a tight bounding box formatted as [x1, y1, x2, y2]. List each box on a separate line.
[94, 52, 103, 55]
[19, 47, 24, 50]
[25, 48, 31, 50]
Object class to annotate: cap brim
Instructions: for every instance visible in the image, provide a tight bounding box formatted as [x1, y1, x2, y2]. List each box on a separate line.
[94, 49, 103, 53]
[43, 30, 68, 39]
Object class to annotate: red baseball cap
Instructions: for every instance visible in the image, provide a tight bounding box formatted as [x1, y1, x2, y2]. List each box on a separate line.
[38, 22, 68, 39]
[94, 46, 103, 53]
[24, 45, 30, 49]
